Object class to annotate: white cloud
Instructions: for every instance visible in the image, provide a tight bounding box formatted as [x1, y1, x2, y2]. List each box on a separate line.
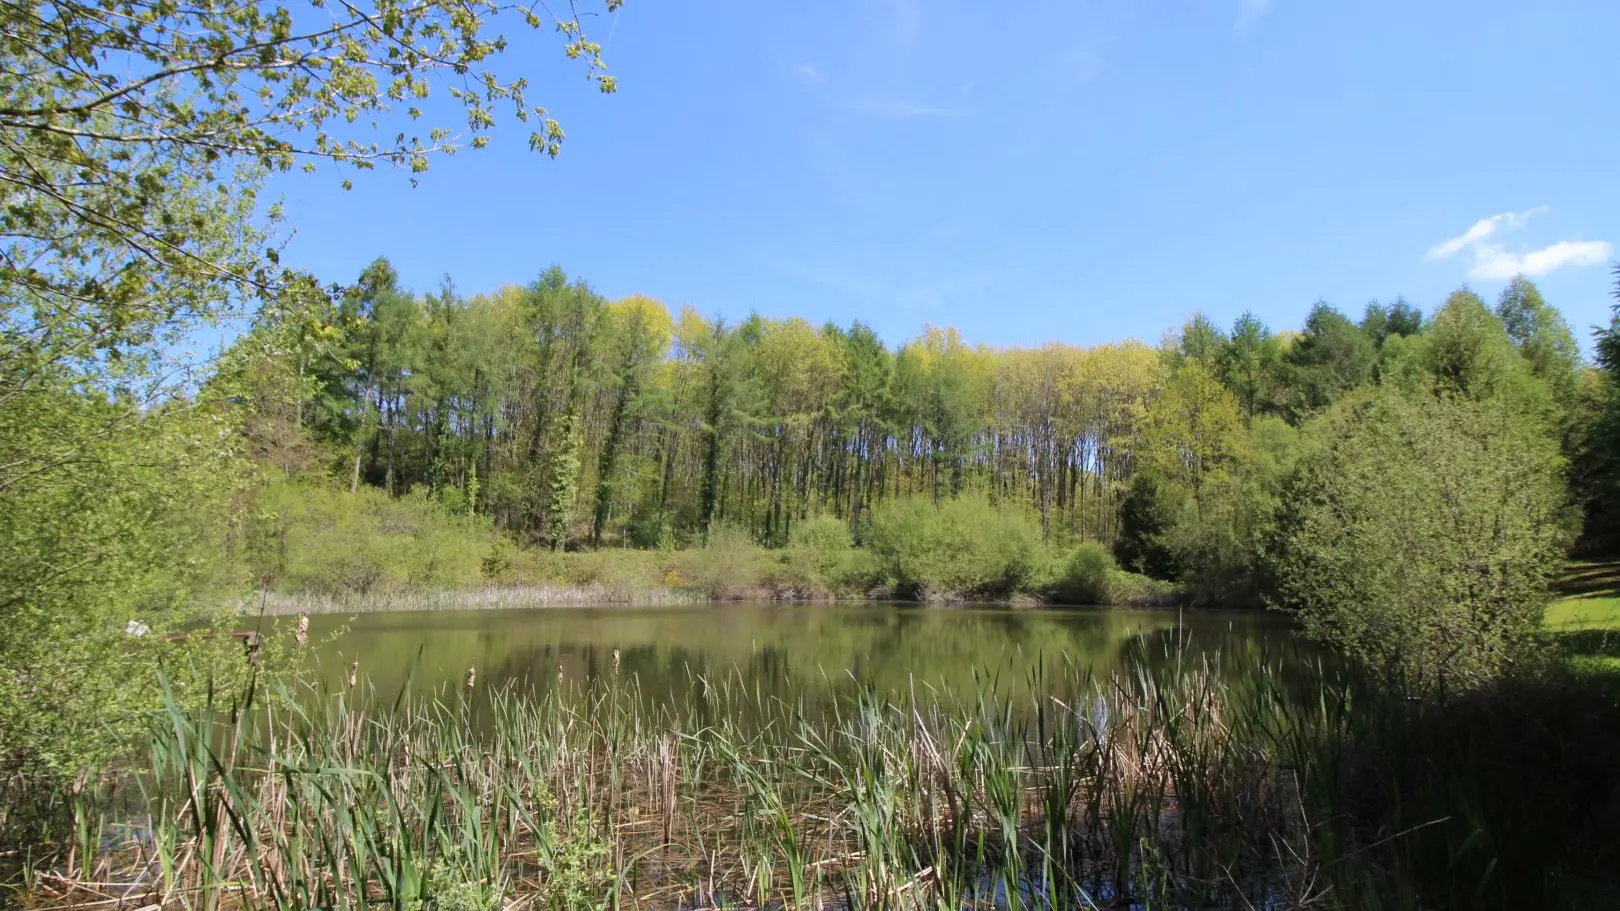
[1425, 206, 1547, 261]
[1424, 207, 1611, 280]
[795, 64, 823, 82]
[1469, 240, 1613, 280]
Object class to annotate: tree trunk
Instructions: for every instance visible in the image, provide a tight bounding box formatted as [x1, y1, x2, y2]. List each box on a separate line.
[592, 374, 636, 546]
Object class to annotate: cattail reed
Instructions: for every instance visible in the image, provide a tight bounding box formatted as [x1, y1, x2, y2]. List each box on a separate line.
[16, 642, 1593, 911]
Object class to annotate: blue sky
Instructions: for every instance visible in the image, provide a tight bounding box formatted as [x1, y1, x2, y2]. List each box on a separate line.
[267, 0, 1620, 354]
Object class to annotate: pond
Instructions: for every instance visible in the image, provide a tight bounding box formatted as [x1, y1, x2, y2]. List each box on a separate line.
[305, 603, 1313, 715]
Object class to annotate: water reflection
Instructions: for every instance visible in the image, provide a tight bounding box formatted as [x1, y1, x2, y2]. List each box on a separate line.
[306, 604, 1312, 717]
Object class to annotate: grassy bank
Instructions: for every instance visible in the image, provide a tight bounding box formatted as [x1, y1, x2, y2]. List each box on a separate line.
[1546, 560, 1620, 675]
[9, 646, 1620, 911]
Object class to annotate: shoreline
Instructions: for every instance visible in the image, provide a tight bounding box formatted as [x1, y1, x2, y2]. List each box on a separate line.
[250, 584, 705, 615]
[245, 583, 1186, 616]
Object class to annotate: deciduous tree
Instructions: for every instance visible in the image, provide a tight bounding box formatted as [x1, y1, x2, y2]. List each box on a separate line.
[1272, 386, 1569, 686]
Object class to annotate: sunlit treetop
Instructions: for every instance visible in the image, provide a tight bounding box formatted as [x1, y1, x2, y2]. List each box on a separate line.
[0, 0, 621, 377]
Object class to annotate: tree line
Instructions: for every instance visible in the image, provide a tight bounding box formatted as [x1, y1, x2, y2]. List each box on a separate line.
[227, 259, 1607, 567]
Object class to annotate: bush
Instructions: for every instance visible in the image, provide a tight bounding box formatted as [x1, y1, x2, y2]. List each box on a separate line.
[253, 481, 495, 596]
[788, 515, 852, 581]
[677, 521, 763, 599]
[572, 549, 671, 589]
[1049, 541, 1116, 604]
[481, 535, 520, 581]
[496, 546, 673, 593]
[1272, 386, 1570, 687]
[1160, 416, 1301, 607]
[1030, 543, 1180, 606]
[864, 494, 1040, 599]
[0, 386, 245, 773]
[827, 546, 884, 598]
[1100, 568, 1181, 606]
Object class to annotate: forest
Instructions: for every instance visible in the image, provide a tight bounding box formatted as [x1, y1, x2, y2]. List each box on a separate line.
[225, 258, 1606, 611]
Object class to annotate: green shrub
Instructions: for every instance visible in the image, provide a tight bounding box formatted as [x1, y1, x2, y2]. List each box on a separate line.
[409, 849, 502, 911]
[1273, 386, 1569, 687]
[864, 494, 1040, 599]
[1050, 541, 1116, 604]
[677, 521, 763, 599]
[1156, 416, 1301, 607]
[826, 546, 884, 598]
[541, 810, 615, 911]
[572, 549, 670, 589]
[481, 535, 520, 582]
[788, 515, 852, 582]
[499, 547, 669, 591]
[254, 481, 494, 596]
[0, 386, 245, 773]
[1101, 568, 1180, 606]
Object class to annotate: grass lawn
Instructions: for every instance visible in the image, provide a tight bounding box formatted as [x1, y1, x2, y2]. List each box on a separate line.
[1548, 560, 1620, 674]
[1545, 596, 1620, 629]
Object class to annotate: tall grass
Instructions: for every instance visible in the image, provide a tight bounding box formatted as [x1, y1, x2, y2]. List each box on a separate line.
[258, 584, 702, 616]
[10, 645, 1620, 910]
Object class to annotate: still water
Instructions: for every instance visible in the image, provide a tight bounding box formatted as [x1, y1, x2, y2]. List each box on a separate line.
[306, 604, 1309, 712]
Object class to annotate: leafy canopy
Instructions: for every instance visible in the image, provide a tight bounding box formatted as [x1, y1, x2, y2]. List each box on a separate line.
[2, 0, 621, 379]
[1272, 385, 1570, 687]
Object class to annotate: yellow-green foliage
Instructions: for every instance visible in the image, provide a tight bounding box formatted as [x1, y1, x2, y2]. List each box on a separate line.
[504, 546, 671, 590]
[864, 494, 1041, 599]
[1274, 386, 1569, 687]
[0, 384, 247, 772]
[1031, 541, 1178, 606]
[1100, 568, 1181, 606]
[251, 481, 1170, 606]
[1048, 541, 1116, 604]
[252, 481, 496, 596]
[676, 521, 765, 599]
[752, 515, 855, 596]
[788, 515, 853, 578]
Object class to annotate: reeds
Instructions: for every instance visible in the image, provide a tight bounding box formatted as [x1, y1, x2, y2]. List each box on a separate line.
[257, 584, 703, 616]
[12, 642, 1620, 910]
